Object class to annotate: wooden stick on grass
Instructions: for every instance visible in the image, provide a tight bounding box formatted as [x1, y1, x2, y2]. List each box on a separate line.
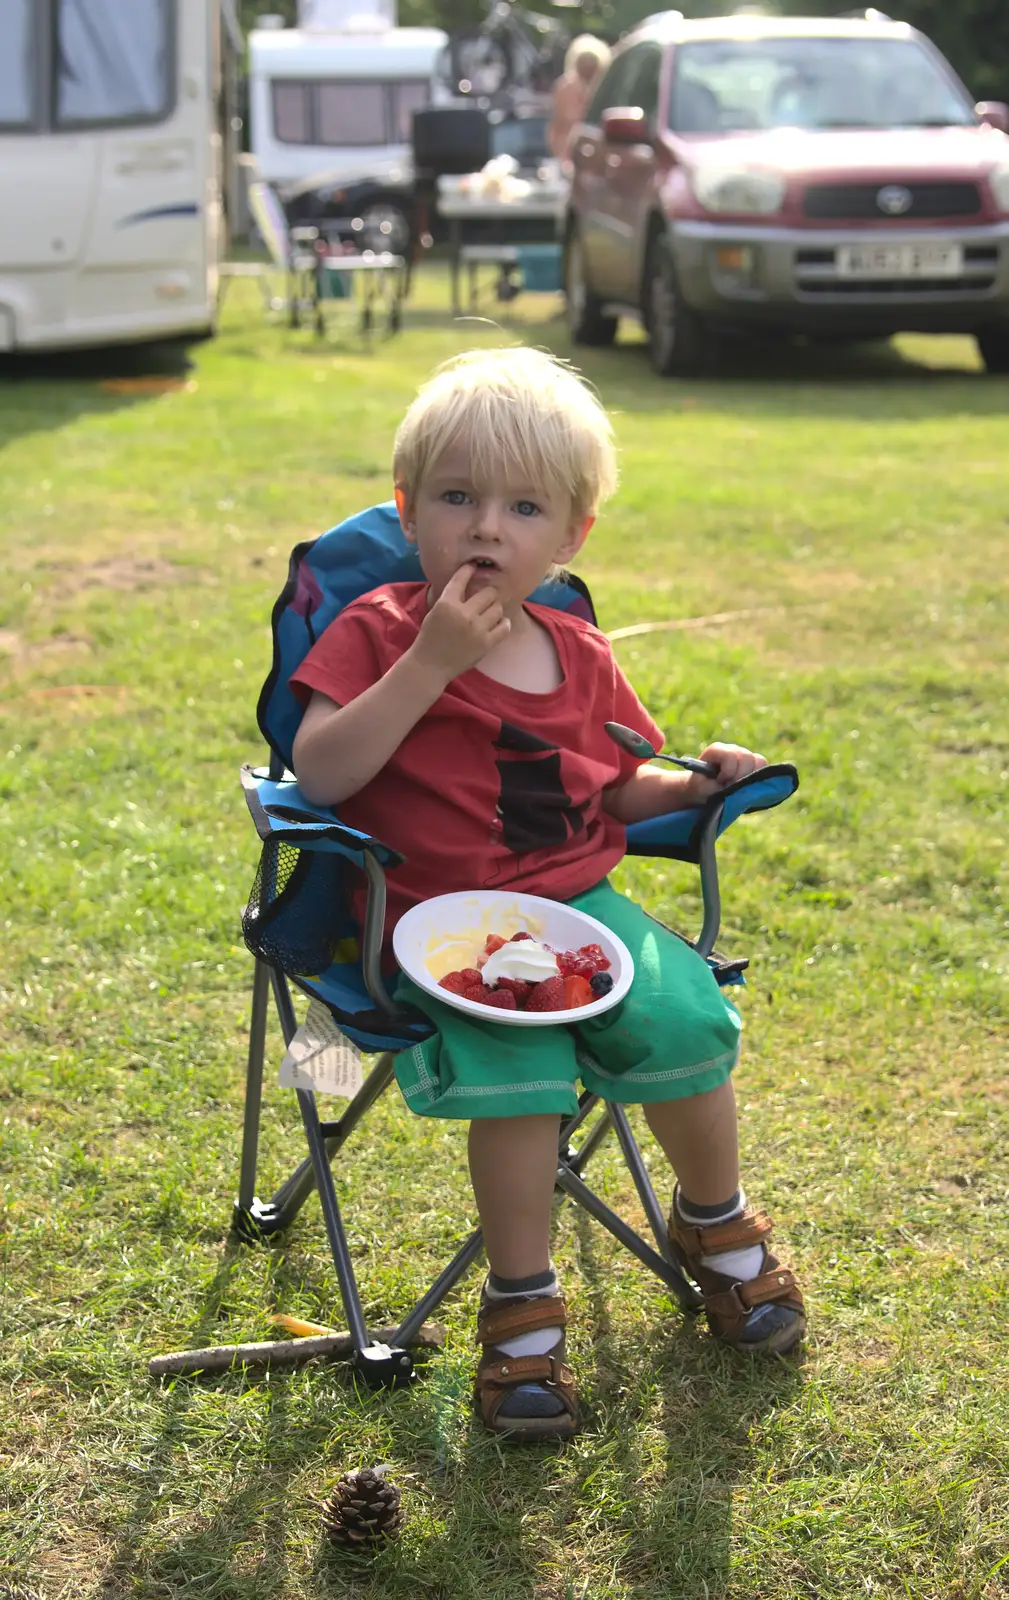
[149, 1321, 445, 1378]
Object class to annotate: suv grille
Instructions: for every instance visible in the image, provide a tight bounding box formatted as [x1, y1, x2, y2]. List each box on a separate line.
[803, 183, 982, 220]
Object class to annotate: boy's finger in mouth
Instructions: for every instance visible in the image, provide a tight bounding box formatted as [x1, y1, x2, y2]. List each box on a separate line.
[460, 557, 502, 596]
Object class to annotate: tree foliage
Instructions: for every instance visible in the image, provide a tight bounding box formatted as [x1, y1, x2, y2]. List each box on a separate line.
[237, 0, 1008, 100]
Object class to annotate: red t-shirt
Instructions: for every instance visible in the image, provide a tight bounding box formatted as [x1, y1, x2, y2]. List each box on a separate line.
[290, 582, 664, 937]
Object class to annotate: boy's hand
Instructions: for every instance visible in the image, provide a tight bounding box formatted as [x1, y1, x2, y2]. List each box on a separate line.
[411, 564, 512, 683]
[681, 743, 768, 804]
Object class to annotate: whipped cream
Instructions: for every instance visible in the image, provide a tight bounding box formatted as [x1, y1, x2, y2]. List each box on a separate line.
[481, 938, 560, 987]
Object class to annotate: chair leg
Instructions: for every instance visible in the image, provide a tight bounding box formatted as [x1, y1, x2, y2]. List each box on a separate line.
[237, 960, 269, 1208]
[297, 1084, 414, 1387]
[607, 1102, 676, 1261]
[393, 1225, 486, 1348]
[232, 960, 275, 1239]
[554, 1161, 702, 1311]
[555, 1096, 703, 1312]
[232, 965, 301, 1239]
[264, 1051, 396, 1228]
[563, 1101, 613, 1174]
[233, 969, 399, 1238]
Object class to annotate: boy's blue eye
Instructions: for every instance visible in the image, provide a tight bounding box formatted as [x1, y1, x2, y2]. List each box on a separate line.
[442, 490, 470, 506]
[515, 500, 540, 517]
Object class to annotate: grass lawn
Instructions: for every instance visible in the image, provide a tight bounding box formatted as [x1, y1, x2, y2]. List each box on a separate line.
[1, 268, 1007, 1600]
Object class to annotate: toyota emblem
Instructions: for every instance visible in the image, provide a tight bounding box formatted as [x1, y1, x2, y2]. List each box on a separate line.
[877, 185, 913, 215]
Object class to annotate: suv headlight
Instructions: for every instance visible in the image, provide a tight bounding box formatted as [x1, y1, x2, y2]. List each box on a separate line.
[690, 166, 786, 217]
[990, 164, 1009, 212]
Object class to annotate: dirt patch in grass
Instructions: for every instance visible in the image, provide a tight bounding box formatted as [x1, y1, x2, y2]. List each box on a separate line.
[0, 631, 93, 674]
[788, 566, 867, 598]
[45, 556, 192, 596]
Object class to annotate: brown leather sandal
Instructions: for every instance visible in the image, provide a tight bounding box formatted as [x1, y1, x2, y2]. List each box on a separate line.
[474, 1294, 579, 1440]
[668, 1192, 806, 1355]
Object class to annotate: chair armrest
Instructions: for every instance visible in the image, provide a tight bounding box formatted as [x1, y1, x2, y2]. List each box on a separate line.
[625, 764, 799, 864]
[240, 766, 404, 869]
[241, 765, 404, 1015]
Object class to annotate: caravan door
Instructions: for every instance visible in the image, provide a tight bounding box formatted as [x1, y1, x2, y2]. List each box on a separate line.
[0, 0, 221, 350]
[0, 2, 97, 276]
[69, 0, 218, 340]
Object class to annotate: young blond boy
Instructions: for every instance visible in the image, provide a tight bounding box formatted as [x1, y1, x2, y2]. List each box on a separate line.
[291, 348, 804, 1439]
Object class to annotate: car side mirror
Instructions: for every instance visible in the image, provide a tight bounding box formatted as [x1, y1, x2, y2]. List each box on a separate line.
[976, 101, 1009, 132]
[601, 106, 651, 145]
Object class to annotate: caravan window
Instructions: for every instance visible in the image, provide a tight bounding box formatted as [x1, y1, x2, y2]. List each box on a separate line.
[55, 0, 174, 127]
[271, 78, 431, 147]
[273, 81, 312, 144]
[0, 0, 35, 126]
[391, 80, 430, 143]
[317, 82, 386, 145]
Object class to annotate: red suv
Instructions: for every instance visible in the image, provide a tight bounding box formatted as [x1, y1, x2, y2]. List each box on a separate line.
[563, 12, 1009, 374]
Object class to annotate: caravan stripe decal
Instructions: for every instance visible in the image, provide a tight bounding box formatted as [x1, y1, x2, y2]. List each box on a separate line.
[116, 203, 200, 228]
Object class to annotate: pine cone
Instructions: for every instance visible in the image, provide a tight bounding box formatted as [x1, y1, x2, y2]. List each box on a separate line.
[320, 1466, 404, 1547]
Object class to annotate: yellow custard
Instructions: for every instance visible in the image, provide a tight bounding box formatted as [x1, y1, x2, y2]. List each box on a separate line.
[424, 900, 544, 980]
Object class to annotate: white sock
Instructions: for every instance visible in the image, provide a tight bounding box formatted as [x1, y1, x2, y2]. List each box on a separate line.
[677, 1190, 765, 1282]
[485, 1267, 561, 1356]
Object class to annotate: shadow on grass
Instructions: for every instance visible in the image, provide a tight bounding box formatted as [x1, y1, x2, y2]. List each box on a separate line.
[500, 320, 1008, 421]
[0, 338, 197, 448]
[572, 1208, 803, 1599]
[96, 1240, 298, 1599]
[101, 1194, 802, 1599]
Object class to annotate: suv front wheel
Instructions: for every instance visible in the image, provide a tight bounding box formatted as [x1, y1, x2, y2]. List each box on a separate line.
[646, 234, 717, 378]
[564, 227, 618, 347]
[976, 324, 1009, 374]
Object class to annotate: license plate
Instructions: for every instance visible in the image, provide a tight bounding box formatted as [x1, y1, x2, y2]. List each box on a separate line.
[836, 243, 963, 278]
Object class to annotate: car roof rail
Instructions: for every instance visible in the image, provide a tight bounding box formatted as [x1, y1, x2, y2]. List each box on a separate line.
[637, 10, 684, 27]
[838, 7, 893, 19]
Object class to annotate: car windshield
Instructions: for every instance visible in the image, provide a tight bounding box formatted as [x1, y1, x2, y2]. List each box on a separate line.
[668, 37, 975, 134]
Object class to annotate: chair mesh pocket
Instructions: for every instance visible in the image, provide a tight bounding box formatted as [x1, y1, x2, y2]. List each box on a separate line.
[242, 838, 348, 976]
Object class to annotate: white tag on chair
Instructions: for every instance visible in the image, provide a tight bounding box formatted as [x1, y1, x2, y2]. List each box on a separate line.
[278, 998, 364, 1098]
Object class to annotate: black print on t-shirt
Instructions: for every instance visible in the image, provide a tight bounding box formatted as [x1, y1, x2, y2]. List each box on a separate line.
[492, 721, 587, 852]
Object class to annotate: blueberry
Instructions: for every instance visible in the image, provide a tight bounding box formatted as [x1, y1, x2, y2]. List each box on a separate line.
[589, 972, 613, 996]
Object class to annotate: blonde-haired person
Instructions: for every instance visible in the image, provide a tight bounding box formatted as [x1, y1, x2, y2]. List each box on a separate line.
[549, 34, 611, 159]
[291, 346, 805, 1442]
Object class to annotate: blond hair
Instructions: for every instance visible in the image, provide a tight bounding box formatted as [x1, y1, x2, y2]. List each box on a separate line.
[393, 346, 618, 521]
[564, 33, 611, 78]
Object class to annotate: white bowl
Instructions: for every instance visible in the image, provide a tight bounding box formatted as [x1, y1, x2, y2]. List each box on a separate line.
[392, 890, 634, 1028]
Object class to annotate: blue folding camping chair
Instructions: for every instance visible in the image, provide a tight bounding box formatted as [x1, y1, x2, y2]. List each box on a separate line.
[234, 503, 799, 1388]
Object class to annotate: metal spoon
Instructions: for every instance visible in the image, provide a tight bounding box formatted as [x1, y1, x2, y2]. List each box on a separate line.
[604, 721, 721, 779]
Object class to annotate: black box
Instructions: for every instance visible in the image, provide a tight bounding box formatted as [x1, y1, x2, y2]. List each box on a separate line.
[412, 106, 491, 177]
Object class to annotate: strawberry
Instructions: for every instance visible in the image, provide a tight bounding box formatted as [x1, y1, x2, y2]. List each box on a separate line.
[439, 970, 471, 995]
[440, 967, 484, 994]
[484, 934, 507, 956]
[479, 987, 518, 1010]
[497, 977, 533, 1005]
[509, 932, 533, 942]
[525, 976, 566, 1013]
[563, 974, 595, 1010]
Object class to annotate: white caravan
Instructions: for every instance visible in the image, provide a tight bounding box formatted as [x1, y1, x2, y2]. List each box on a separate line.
[249, 1, 448, 192]
[0, 0, 240, 352]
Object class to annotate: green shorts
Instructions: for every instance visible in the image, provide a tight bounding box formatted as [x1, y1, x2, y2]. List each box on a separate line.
[393, 879, 741, 1121]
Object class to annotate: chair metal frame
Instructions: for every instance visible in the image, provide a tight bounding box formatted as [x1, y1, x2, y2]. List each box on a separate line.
[232, 752, 739, 1388]
[247, 180, 406, 341]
